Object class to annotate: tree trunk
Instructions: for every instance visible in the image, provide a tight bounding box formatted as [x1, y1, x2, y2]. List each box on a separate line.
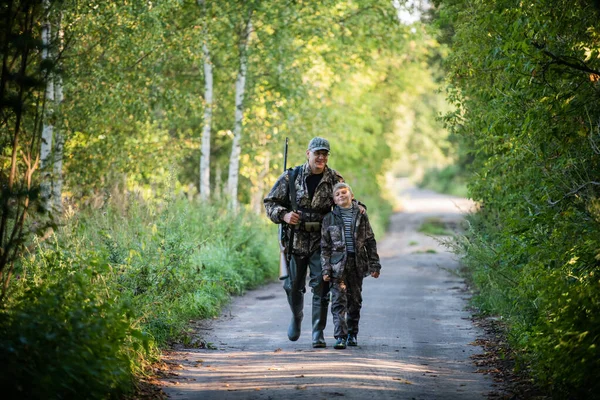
[227, 16, 252, 210]
[52, 12, 64, 213]
[40, 2, 53, 211]
[198, 0, 212, 201]
[199, 41, 213, 201]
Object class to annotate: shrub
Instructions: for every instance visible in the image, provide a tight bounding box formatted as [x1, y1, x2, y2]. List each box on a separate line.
[0, 194, 279, 397]
[0, 243, 146, 399]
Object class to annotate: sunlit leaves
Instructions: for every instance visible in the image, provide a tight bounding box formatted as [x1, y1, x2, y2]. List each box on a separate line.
[438, 0, 600, 394]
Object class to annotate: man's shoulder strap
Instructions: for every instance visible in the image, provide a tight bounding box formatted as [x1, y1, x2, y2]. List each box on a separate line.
[287, 166, 302, 211]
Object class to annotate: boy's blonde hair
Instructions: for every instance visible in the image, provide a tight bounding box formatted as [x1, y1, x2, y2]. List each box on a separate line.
[332, 182, 353, 196]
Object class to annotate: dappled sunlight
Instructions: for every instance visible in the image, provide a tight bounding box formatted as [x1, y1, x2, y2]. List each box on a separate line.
[163, 349, 482, 395]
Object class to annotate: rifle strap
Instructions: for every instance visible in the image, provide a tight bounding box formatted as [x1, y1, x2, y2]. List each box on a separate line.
[286, 166, 301, 260]
[288, 166, 301, 212]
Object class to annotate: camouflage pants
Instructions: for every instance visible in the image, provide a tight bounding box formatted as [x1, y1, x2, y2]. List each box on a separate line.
[330, 255, 364, 339]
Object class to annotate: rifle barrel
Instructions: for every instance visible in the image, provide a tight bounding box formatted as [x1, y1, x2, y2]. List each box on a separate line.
[278, 137, 290, 280]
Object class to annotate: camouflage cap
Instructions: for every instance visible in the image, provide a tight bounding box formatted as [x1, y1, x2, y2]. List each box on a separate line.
[307, 137, 330, 152]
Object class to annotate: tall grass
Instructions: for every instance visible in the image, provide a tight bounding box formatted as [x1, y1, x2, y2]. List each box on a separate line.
[0, 193, 278, 398]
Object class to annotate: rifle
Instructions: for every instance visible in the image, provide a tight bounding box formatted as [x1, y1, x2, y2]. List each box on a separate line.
[278, 137, 290, 280]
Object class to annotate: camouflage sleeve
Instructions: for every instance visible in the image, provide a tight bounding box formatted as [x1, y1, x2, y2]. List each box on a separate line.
[263, 171, 290, 224]
[363, 213, 381, 273]
[320, 215, 333, 276]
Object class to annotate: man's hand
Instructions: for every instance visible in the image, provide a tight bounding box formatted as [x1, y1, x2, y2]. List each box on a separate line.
[283, 211, 301, 225]
[323, 274, 331, 282]
[370, 271, 380, 279]
[358, 205, 366, 214]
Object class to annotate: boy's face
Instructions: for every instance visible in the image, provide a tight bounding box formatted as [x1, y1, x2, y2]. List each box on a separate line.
[333, 187, 353, 208]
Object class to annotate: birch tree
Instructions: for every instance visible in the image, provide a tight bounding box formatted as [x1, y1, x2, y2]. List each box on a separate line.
[40, 0, 54, 212]
[227, 12, 253, 210]
[198, 0, 213, 201]
[52, 13, 65, 213]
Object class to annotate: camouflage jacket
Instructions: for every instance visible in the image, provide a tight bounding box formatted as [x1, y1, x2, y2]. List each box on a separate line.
[320, 204, 381, 278]
[264, 162, 344, 256]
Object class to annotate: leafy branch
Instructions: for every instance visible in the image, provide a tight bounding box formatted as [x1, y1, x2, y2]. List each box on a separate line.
[547, 181, 600, 205]
[532, 42, 600, 77]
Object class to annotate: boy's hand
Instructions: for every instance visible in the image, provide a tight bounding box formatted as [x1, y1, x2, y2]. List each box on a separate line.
[370, 271, 380, 279]
[323, 274, 331, 282]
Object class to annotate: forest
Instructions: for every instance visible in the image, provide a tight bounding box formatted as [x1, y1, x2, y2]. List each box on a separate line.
[0, 0, 598, 398]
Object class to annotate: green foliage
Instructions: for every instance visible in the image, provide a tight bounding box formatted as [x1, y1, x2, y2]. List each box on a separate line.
[437, 0, 600, 395]
[0, 244, 141, 399]
[0, 0, 51, 298]
[418, 165, 469, 197]
[418, 217, 452, 236]
[0, 192, 278, 396]
[74, 194, 278, 347]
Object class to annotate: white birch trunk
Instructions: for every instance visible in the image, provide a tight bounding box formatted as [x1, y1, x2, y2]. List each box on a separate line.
[198, 0, 212, 201]
[199, 42, 213, 201]
[227, 17, 253, 210]
[40, 1, 54, 211]
[52, 13, 64, 213]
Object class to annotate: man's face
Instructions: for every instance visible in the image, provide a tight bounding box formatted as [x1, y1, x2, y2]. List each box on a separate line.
[333, 187, 353, 208]
[306, 149, 329, 173]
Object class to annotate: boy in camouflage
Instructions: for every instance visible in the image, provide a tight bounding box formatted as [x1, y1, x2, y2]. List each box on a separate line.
[321, 182, 381, 349]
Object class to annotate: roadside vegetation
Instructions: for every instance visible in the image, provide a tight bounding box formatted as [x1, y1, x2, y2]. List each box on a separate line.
[1, 194, 277, 398]
[418, 217, 452, 236]
[433, 0, 600, 397]
[418, 165, 468, 198]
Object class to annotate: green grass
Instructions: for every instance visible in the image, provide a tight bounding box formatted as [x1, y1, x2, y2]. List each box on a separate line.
[418, 165, 469, 198]
[418, 217, 452, 236]
[413, 249, 437, 254]
[1, 194, 279, 398]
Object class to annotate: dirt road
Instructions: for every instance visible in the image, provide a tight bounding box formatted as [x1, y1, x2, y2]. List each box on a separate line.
[159, 182, 494, 399]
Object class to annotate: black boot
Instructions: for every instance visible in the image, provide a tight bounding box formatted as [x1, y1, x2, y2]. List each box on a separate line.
[285, 272, 304, 342]
[288, 311, 303, 341]
[311, 299, 328, 348]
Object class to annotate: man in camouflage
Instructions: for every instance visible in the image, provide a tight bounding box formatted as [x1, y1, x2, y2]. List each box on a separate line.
[264, 137, 344, 348]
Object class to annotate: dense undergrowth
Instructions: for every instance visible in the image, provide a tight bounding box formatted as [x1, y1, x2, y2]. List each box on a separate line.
[434, 0, 600, 397]
[0, 194, 278, 398]
[452, 208, 600, 399]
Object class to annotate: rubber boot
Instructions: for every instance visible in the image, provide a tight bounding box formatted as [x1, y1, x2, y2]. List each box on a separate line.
[287, 310, 303, 341]
[311, 298, 328, 348]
